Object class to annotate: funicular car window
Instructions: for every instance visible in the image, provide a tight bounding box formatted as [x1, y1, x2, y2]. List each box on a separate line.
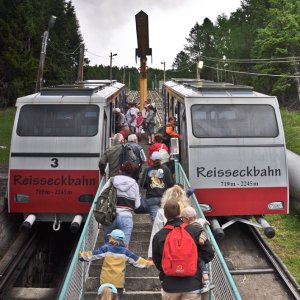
[17, 105, 99, 136]
[191, 104, 278, 138]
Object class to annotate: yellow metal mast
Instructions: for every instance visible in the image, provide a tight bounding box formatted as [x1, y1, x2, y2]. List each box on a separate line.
[135, 11, 152, 110]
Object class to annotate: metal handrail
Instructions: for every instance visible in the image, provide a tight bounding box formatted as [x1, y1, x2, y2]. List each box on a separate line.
[58, 175, 106, 300]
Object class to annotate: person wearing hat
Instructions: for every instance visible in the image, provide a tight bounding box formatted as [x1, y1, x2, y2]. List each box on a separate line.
[97, 283, 118, 300]
[147, 133, 169, 166]
[140, 151, 174, 223]
[79, 229, 153, 300]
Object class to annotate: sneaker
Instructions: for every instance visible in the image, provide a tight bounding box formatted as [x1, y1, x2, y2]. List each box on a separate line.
[200, 280, 215, 294]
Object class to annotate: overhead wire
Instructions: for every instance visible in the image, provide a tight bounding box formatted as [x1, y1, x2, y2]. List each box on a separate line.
[85, 50, 109, 59]
[202, 55, 300, 64]
[169, 54, 300, 78]
[48, 42, 81, 56]
[169, 62, 196, 73]
[204, 64, 300, 78]
[45, 42, 300, 78]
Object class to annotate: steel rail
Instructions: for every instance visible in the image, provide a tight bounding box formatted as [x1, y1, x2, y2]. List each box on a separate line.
[0, 230, 40, 297]
[249, 226, 300, 299]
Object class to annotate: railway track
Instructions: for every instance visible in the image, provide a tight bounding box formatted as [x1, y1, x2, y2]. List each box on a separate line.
[0, 229, 47, 299]
[0, 224, 80, 299]
[217, 221, 300, 299]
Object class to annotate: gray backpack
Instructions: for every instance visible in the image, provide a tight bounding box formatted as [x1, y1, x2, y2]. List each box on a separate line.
[93, 177, 118, 226]
[119, 144, 139, 166]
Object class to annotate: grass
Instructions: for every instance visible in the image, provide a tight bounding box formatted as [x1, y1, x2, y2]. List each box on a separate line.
[0, 108, 16, 164]
[265, 211, 300, 284]
[264, 107, 300, 285]
[281, 107, 300, 155]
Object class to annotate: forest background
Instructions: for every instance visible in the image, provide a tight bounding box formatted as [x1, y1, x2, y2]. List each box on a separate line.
[1, 0, 300, 107]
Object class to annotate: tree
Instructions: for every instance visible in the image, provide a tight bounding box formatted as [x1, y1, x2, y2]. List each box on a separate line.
[0, 0, 83, 106]
[252, 0, 300, 102]
[171, 51, 192, 78]
[182, 18, 219, 81]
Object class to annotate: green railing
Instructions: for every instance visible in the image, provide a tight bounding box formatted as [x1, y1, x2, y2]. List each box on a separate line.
[58, 175, 106, 300]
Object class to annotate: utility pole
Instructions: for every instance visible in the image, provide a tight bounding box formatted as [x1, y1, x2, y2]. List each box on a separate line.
[161, 62, 166, 82]
[35, 15, 56, 93]
[77, 44, 85, 82]
[223, 55, 227, 83]
[123, 66, 126, 84]
[129, 72, 131, 91]
[292, 60, 300, 101]
[110, 52, 117, 82]
[224, 64, 228, 82]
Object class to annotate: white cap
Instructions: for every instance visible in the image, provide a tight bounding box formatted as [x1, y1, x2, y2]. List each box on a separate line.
[151, 151, 162, 161]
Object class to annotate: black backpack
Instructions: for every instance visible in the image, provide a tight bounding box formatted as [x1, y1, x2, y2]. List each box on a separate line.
[157, 125, 170, 144]
[93, 177, 118, 226]
[119, 144, 139, 166]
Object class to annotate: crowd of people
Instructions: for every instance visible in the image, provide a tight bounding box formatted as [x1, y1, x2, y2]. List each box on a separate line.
[79, 101, 214, 300]
[112, 100, 154, 142]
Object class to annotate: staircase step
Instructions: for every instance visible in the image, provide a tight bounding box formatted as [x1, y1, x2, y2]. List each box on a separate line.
[95, 240, 150, 253]
[84, 291, 162, 300]
[133, 213, 152, 223]
[89, 262, 160, 277]
[85, 276, 161, 292]
[123, 291, 162, 300]
[130, 230, 152, 241]
[97, 223, 152, 242]
[97, 230, 151, 243]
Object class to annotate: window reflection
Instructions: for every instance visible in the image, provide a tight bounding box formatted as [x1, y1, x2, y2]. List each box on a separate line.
[17, 105, 99, 137]
[191, 104, 278, 138]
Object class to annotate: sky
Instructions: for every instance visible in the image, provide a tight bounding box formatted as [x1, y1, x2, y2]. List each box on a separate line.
[71, 0, 242, 70]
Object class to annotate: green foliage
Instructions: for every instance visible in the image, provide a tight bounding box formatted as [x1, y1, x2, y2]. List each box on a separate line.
[274, 108, 300, 284]
[171, 0, 300, 104]
[83, 65, 160, 92]
[0, 108, 16, 164]
[281, 107, 300, 155]
[0, 0, 82, 106]
[252, 0, 300, 101]
[266, 211, 300, 284]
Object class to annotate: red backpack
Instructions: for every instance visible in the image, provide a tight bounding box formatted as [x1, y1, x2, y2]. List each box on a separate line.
[162, 223, 198, 277]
